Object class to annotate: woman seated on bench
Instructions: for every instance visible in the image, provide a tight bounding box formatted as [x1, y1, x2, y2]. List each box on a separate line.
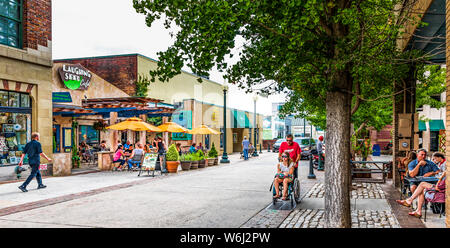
[396, 171, 446, 218]
[273, 151, 295, 200]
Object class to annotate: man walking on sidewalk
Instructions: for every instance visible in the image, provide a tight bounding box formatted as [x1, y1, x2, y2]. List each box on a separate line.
[242, 136, 250, 160]
[17, 132, 52, 192]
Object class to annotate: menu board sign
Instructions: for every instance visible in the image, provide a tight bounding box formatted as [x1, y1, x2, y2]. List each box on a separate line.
[58, 64, 92, 91]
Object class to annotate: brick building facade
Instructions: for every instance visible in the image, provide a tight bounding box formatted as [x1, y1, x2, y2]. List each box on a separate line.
[0, 0, 53, 176]
[54, 55, 138, 96]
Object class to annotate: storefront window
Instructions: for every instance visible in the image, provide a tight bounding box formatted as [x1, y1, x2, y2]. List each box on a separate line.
[20, 93, 29, 107]
[0, 91, 7, 106]
[0, 112, 31, 166]
[8, 91, 19, 107]
[0, 90, 31, 108]
[0, 0, 22, 49]
[79, 125, 99, 146]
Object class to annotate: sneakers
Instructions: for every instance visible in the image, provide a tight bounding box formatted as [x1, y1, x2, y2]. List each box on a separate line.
[37, 184, 47, 189]
[18, 185, 28, 192]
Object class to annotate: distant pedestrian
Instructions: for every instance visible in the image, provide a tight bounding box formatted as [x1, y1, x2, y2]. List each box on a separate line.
[18, 132, 52, 192]
[242, 136, 250, 160]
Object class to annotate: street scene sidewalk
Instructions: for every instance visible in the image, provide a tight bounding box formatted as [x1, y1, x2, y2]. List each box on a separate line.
[0, 151, 443, 228]
[0, 152, 274, 227]
[241, 154, 446, 228]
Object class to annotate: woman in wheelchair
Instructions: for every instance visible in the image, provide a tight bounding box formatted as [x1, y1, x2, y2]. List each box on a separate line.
[273, 151, 295, 200]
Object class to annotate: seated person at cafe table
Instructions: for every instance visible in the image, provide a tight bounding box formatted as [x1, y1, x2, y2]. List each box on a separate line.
[432, 152, 446, 175]
[113, 144, 127, 171]
[396, 171, 446, 218]
[407, 148, 440, 193]
[99, 140, 109, 151]
[124, 140, 133, 153]
[189, 143, 197, 153]
[127, 143, 144, 170]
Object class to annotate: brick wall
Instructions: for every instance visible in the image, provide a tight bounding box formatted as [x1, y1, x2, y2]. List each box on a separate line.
[23, 0, 52, 50]
[54, 55, 138, 95]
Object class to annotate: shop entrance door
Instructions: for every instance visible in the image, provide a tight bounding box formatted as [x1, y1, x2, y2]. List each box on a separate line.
[53, 124, 60, 153]
[430, 131, 439, 152]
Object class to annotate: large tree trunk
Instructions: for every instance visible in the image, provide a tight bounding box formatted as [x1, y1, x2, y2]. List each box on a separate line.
[324, 72, 352, 228]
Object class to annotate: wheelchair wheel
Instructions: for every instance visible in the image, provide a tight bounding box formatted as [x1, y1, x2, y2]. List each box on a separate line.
[293, 179, 301, 204]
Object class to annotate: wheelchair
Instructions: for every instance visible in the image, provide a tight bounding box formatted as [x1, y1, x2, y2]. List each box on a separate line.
[270, 169, 301, 207]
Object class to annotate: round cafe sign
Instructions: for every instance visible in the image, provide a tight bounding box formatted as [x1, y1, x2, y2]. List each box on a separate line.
[58, 64, 92, 90]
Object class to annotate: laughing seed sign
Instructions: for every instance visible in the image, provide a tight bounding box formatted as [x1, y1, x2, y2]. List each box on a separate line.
[58, 64, 92, 90]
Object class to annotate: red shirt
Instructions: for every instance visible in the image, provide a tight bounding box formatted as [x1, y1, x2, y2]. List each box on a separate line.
[279, 141, 302, 168]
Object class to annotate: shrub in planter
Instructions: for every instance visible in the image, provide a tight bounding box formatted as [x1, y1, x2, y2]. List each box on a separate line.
[190, 153, 199, 169]
[180, 153, 191, 171]
[208, 143, 219, 165]
[197, 149, 207, 168]
[166, 144, 180, 173]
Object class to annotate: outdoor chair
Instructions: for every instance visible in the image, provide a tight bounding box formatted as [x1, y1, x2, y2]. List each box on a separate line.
[110, 154, 123, 172]
[423, 189, 445, 222]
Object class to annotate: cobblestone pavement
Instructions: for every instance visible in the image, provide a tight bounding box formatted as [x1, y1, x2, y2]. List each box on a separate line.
[305, 183, 386, 199]
[280, 209, 400, 228]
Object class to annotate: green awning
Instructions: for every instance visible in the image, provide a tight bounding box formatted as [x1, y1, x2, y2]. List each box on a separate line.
[232, 110, 252, 128]
[429, 119, 445, 131]
[419, 120, 427, 131]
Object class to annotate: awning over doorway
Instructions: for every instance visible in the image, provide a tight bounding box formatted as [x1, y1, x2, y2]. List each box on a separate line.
[419, 120, 427, 131]
[232, 110, 252, 128]
[429, 119, 445, 131]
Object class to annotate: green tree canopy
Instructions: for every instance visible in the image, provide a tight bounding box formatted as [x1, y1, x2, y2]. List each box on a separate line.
[133, 0, 424, 227]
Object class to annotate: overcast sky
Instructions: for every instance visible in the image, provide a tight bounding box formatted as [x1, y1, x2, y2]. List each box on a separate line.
[52, 0, 286, 116]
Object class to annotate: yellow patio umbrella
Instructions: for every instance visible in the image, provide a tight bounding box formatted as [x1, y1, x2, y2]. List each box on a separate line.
[106, 117, 162, 132]
[187, 124, 220, 135]
[187, 124, 220, 150]
[157, 122, 189, 133]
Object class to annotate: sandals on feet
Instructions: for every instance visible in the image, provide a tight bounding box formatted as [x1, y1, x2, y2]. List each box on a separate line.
[396, 200, 411, 207]
[408, 211, 422, 218]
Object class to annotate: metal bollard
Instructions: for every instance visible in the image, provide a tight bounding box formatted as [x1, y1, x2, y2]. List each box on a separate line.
[259, 144, 262, 153]
[268, 144, 271, 152]
[308, 154, 316, 179]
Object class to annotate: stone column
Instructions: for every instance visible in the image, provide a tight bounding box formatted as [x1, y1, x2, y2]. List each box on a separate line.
[445, 0, 450, 227]
[139, 114, 147, 145]
[110, 112, 118, 151]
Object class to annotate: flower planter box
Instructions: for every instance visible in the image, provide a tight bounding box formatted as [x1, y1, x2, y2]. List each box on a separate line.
[180, 161, 191, 171]
[190, 161, 199, 169]
[214, 158, 218, 165]
[166, 161, 180, 173]
[207, 158, 215, 166]
[198, 159, 207, 168]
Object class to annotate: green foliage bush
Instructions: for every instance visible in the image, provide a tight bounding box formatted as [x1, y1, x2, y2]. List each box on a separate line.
[196, 149, 205, 160]
[166, 144, 180, 161]
[208, 142, 218, 158]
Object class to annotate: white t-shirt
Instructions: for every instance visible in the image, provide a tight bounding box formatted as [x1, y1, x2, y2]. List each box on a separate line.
[279, 162, 294, 173]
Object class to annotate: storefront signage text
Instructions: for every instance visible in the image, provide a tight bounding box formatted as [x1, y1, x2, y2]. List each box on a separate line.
[58, 64, 92, 90]
[52, 92, 73, 103]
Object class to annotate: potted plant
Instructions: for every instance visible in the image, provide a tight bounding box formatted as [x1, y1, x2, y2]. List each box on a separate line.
[190, 152, 199, 169]
[165, 144, 180, 173]
[209, 143, 219, 165]
[197, 149, 207, 168]
[206, 155, 215, 166]
[180, 153, 191, 171]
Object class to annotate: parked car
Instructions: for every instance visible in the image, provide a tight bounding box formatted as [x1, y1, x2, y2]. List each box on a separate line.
[272, 139, 286, 152]
[294, 138, 316, 159]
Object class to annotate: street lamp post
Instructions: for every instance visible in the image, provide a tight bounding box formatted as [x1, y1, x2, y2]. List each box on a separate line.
[252, 95, 259, 157]
[220, 84, 230, 163]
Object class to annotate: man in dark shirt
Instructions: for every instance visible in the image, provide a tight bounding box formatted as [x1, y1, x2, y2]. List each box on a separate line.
[18, 132, 52, 192]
